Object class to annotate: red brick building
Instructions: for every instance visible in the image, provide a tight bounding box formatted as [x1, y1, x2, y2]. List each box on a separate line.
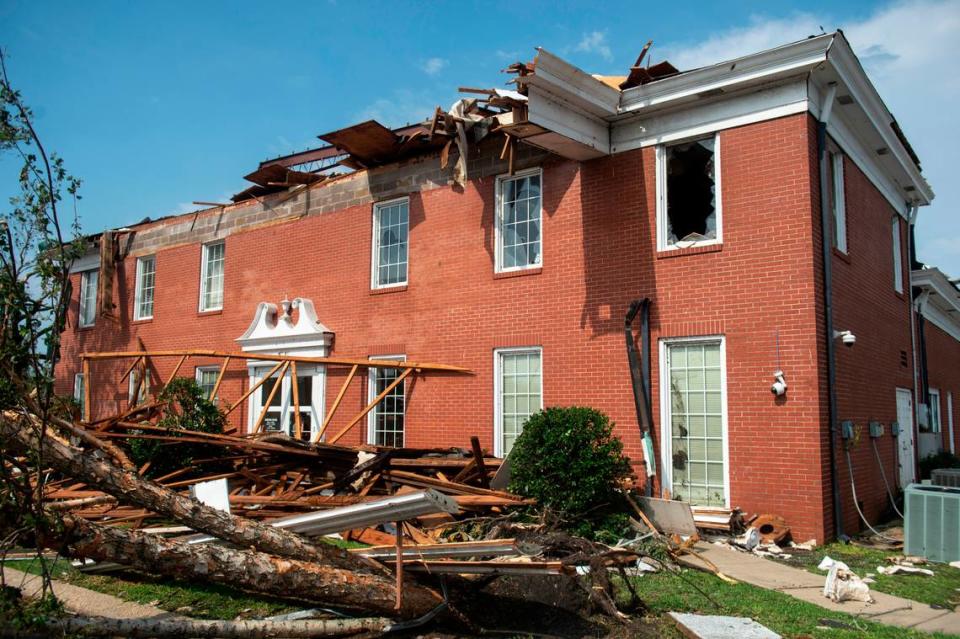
[57, 32, 947, 542]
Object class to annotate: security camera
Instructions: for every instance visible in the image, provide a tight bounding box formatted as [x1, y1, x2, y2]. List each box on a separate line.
[834, 330, 856, 348]
[771, 370, 787, 396]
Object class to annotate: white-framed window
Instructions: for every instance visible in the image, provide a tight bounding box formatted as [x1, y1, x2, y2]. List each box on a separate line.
[128, 369, 150, 406]
[660, 336, 728, 507]
[656, 134, 722, 251]
[78, 269, 98, 327]
[892, 217, 903, 293]
[371, 198, 409, 289]
[828, 151, 847, 253]
[930, 389, 942, 434]
[73, 373, 85, 416]
[195, 366, 220, 401]
[248, 364, 324, 441]
[134, 255, 156, 320]
[367, 355, 406, 447]
[495, 168, 542, 272]
[199, 241, 225, 312]
[494, 347, 543, 457]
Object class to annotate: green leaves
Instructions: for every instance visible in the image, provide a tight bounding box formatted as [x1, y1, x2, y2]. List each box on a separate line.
[509, 406, 632, 539]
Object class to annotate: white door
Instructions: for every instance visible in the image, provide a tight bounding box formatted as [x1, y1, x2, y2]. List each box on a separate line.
[896, 388, 916, 488]
[248, 364, 324, 441]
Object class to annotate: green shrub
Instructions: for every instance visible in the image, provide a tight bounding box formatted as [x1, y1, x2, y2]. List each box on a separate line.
[128, 378, 226, 477]
[509, 406, 632, 538]
[918, 451, 960, 480]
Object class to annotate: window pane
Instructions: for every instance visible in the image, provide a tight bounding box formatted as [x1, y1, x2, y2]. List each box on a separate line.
[499, 350, 542, 455]
[374, 200, 409, 287]
[371, 362, 405, 447]
[499, 173, 542, 270]
[665, 137, 717, 246]
[201, 243, 224, 310]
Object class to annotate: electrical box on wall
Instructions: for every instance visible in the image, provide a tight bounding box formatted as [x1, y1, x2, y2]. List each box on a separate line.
[891, 421, 901, 436]
[841, 420, 855, 440]
[869, 421, 884, 438]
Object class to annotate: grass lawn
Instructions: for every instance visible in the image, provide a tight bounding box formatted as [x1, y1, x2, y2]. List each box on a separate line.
[778, 541, 960, 610]
[622, 568, 960, 639]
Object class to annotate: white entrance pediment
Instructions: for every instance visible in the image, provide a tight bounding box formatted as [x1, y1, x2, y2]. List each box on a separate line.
[236, 298, 333, 357]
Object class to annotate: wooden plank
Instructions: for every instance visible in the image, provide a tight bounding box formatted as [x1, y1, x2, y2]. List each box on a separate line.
[163, 354, 189, 390]
[253, 362, 289, 433]
[119, 356, 143, 383]
[328, 368, 413, 444]
[470, 436, 489, 488]
[290, 360, 302, 440]
[82, 357, 91, 422]
[633, 495, 696, 536]
[227, 360, 284, 415]
[210, 356, 231, 401]
[318, 364, 358, 440]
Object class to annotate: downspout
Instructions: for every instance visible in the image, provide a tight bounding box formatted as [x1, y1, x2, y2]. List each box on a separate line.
[816, 81, 844, 539]
[626, 298, 657, 496]
[907, 207, 922, 474]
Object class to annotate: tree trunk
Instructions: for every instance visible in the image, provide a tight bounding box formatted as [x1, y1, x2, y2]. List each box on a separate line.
[41, 515, 440, 618]
[35, 614, 391, 637]
[0, 412, 367, 571]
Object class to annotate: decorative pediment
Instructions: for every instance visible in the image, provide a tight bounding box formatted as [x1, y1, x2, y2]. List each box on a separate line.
[236, 297, 333, 357]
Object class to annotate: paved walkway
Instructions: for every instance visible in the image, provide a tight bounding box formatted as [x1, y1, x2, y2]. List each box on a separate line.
[682, 543, 960, 635]
[2, 565, 176, 620]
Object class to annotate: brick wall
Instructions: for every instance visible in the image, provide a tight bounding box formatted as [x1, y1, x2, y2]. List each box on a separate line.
[827, 138, 915, 537]
[57, 111, 916, 542]
[922, 321, 960, 455]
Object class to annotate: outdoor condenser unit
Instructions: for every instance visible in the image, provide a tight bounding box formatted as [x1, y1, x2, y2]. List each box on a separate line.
[931, 468, 960, 488]
[904, 483, 960, 563]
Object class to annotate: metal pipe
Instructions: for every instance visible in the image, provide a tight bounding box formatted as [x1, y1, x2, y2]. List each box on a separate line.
[625, 298, 656, 496]
[816, 82, 844, 539]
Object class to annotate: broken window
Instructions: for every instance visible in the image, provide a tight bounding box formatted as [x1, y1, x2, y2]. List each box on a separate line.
[659, 135, 720, 249]
[368, 356, 406, 447]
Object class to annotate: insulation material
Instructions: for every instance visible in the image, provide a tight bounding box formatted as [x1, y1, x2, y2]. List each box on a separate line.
[819, 556, 874, 603]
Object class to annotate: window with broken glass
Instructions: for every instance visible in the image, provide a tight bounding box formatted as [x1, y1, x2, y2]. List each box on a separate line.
[372, 199, 408, 288]
[368, 357, 406, 447]
[497, 169, 542, 271]
[658, 135, 721, 250]
[666, 340, 726, 506]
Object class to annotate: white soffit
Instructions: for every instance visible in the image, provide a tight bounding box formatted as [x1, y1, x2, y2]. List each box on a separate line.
[69, 250, 100, 274]
[914, 268, 960, 342]
[236, 297, 333, 356]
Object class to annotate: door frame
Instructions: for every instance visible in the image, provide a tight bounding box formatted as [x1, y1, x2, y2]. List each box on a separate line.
[247, 362, 325, 441]
[895, 387, 916, 487]
[658, 335, 730, 508]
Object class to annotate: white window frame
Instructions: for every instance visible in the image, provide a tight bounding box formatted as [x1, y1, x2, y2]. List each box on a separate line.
[199, 241, 225, 312]
[367, 355, 407, 447]
[370, 197, 410, 290]
[495, 167, 543, 273]
[493, 347, 543, 458]
[133, 255, 156, 320]
[930, 388, 942, 434]
[78, 269, 98, 327]
[948, 392, 955, 455]
[247, 363, 325, 441]
[656, 134, 723, 252]
[73, 373, 85, 416]
[831, 151, 848, 253]
[195, 366, 221, 401]
[892, 217, 903, 293]
[658, 335, 730, 508]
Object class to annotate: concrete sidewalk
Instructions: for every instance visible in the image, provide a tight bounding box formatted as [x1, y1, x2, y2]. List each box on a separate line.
[2, 565, 176, 620]
[683, 543, 960, 635]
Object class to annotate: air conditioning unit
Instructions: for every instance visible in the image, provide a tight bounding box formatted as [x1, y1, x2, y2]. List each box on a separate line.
[905, 484, 960, 563]
[932, 468, 960, 488]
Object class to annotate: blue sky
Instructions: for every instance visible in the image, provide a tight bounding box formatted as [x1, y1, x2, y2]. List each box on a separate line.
[2, 0, 958, 273]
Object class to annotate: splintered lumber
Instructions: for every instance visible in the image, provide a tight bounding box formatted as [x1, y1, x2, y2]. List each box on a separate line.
[33, 615, 392, 638]
[353, 538, 522, 560]
[43, 515, 441, 618]
[382, 470, 522, 500]
[0, 411, 367, 571]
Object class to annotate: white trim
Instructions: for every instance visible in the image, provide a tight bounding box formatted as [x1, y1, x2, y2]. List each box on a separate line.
[524, 48, 620, 117]
[367, 354, 406, 446]
[658, 335, 730, 508]
[247, 363, 326, 441]
[831, 153, 847, 253]
[133, 255, 156, 321]
[73, 373, 84, 406]
[199, 241, 225, 312]
[892, 217, 903, 293]
[655, 133, 723, 252]
[195, 365, 221, 400]
[494, 167, 543, 273]
[370, 196, 410, 290]
[236, 298, 333, 356]
[493, 346, 543, 458]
